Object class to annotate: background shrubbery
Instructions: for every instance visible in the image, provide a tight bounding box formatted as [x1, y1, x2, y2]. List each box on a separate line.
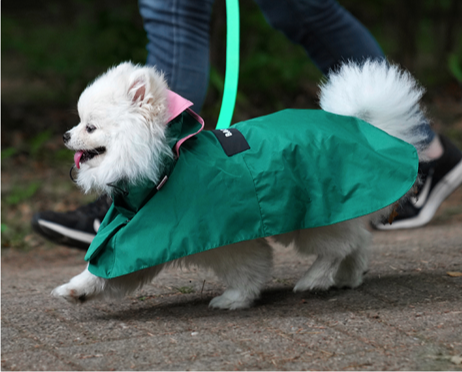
[2, 0, 461, 124]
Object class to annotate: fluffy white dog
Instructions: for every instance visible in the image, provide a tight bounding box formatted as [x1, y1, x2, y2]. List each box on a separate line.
[53, 61, 428, 309]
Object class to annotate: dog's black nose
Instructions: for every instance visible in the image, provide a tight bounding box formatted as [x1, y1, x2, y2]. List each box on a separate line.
[63, 132, 71, 144]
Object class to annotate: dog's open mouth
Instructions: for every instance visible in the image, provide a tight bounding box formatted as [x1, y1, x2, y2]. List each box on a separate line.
[74, 147, 106, 169]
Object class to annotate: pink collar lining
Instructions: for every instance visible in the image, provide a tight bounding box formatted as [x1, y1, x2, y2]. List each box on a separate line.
[167, 90, 193, 122]
[167, 90, 205, 157]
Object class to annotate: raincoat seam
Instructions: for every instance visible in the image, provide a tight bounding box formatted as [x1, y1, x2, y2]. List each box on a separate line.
[108, 224, 119, 277]
[241, 154, 267, 236]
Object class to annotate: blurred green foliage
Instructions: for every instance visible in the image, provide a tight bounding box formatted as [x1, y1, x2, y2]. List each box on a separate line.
[1, 147, 18, 160]
[1, 130, 74, 165]
[29, 130, 53, 157]
[448, 54, 462, 83]
[4, 182, 42, 205]
[2, 0, 147, 104]
[2, 0, 461, 114]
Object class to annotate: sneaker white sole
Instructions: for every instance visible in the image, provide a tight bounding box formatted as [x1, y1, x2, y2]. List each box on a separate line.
[376, 158, 462, 230]
[37, 219, 96, 244]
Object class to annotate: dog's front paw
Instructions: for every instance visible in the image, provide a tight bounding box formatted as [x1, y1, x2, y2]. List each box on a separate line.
[51, 283, 89, 304]
[51, 269, 103, 304]
[209, 289, 254, 310]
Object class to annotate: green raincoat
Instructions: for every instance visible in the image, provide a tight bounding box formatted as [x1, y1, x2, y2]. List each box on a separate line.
[85, 105, 418, 279]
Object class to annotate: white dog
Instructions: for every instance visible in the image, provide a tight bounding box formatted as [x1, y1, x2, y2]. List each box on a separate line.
[52, 61, 428, 309]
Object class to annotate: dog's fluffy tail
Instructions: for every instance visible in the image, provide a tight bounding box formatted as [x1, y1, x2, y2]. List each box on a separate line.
[319, 60, 428, 157]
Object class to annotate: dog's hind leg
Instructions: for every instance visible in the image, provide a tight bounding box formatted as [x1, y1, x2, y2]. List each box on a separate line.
[100, 264, 166, 299]
[292, 219, 371, 292]
[333, 228, 370, 289]
[187, 239, 273, 310]
[293, 254, 343, 292]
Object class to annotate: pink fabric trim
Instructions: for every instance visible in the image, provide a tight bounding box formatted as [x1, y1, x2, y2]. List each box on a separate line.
[166, 90, 205, 156]
[173, 108, 205, 156]
[167, 90, 193, 123]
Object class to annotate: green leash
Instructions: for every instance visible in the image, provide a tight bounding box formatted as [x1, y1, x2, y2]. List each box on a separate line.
[215, 0, 240, 129]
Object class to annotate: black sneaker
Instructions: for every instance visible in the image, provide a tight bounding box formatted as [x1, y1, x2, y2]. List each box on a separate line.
[375, 135, 462, 230]
[31, 195, 112, 250]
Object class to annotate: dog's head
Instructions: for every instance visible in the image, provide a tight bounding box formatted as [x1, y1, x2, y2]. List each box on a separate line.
[64, 62, 173, 194]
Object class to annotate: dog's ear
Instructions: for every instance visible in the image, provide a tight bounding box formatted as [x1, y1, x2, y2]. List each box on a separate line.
[126, 67, 168, 123]
[128, 78, 147, 104]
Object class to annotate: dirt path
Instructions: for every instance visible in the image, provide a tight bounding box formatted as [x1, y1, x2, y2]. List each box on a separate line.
[2, 196, 462, 370]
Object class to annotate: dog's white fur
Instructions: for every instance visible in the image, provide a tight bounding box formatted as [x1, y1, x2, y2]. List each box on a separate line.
[53, 60, 427, 309]
[69, 63, 173, 194]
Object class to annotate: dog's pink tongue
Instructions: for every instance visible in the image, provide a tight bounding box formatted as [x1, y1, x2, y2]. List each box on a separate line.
[74, 151, 84, 169]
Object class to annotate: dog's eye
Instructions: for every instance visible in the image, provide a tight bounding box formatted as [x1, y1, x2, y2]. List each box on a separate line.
[86, 124, 96, 133]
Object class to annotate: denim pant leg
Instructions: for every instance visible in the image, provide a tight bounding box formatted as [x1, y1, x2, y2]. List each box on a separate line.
[138, 0, 214, 112]
[254, 0, 384, 74]
[254, 0, 434, 144]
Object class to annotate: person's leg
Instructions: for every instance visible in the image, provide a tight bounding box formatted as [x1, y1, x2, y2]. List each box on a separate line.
[139, 0, 214, 112]
[254, 0, 384, 75]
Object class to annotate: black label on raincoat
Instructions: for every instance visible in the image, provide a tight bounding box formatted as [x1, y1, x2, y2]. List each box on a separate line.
[212, 128, 250, 156]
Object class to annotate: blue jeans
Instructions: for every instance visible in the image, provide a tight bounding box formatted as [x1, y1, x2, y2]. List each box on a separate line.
[138, 0, 434, 143]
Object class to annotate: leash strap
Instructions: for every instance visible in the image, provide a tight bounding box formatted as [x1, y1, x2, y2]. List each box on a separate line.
[215, 0, 240, 129]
